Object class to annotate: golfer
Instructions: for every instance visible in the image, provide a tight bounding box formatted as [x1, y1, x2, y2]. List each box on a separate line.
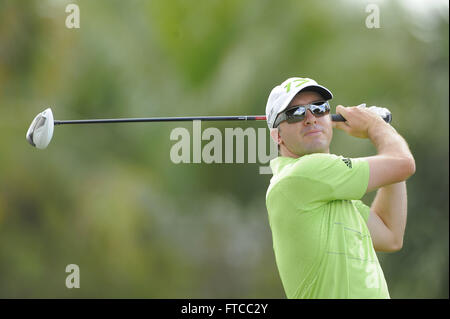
[265, 77, 415, 299]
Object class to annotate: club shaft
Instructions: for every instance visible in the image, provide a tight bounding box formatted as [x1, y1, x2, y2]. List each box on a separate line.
[53, 114, 391, 125]
[54, 115, 268, 125]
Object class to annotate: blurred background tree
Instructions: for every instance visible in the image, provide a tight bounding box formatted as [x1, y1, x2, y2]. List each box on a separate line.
[0, 0, 448, 298]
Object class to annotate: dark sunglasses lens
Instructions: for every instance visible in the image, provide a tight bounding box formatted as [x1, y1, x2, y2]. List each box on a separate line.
[310, 102, 330, 116]
[286, 106, 306, 123]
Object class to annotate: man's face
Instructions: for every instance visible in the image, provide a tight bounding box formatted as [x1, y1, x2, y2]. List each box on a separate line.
[276, 91, 333, 157]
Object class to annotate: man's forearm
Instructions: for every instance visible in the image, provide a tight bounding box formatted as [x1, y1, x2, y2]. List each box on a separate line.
[364, 122, 416, 189]
[368, 122, 414, 160]
[371, 181, 408, 249]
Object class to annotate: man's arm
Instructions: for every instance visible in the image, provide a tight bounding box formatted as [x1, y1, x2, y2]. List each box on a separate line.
[367, 182, 407, 252]
[334, 105, 414, 251]
[362, 111, 411, 251]
[364, 121, 415, 192]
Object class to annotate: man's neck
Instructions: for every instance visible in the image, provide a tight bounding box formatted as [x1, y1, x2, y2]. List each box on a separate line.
[279, 145, 301, 158]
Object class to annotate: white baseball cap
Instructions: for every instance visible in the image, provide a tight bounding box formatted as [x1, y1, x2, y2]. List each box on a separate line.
[265, 77, 333, 128]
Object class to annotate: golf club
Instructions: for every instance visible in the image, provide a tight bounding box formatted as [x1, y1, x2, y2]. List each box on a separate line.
[26, 107, 392, 149]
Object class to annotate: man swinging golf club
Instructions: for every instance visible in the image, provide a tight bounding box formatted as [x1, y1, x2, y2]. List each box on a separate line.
[265, 77, 415, 299]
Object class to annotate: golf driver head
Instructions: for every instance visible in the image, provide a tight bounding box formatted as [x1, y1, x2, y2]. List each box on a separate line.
[26, 108, 54, 149]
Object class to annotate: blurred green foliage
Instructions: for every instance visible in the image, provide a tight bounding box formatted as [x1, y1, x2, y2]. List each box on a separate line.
[0, 0, 448, 298]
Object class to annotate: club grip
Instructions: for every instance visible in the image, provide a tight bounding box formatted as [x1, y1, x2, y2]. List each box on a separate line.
[331, 113, 392, 124]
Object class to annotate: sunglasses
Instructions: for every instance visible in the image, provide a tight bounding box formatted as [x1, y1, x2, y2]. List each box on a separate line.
[273, 101, 331, 128]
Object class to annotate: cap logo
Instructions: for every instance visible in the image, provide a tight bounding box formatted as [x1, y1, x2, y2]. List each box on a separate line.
[284, 78, 310, 93]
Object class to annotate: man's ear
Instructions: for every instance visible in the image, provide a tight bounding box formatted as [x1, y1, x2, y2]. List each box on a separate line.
[270, 128, 282, 146]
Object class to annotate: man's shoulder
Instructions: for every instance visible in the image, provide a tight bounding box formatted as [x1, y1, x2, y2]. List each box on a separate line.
[299, 152, 341, 163]
[266, 153, 346, 199]
[266, 154, 336, 200]
[285, 153, 343, 175]
[268, 153, 341, 183]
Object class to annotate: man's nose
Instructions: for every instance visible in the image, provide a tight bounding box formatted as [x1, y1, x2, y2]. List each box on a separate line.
[304, 110, 317, 125]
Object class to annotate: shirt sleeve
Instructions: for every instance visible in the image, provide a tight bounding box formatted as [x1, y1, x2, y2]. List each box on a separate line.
[286, 153, 370, 208]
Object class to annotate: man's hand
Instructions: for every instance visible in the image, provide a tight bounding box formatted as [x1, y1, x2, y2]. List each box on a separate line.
[332, 104, 388, 138]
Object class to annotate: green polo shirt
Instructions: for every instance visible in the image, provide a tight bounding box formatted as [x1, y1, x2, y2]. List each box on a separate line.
[266, 153, 390, 299]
